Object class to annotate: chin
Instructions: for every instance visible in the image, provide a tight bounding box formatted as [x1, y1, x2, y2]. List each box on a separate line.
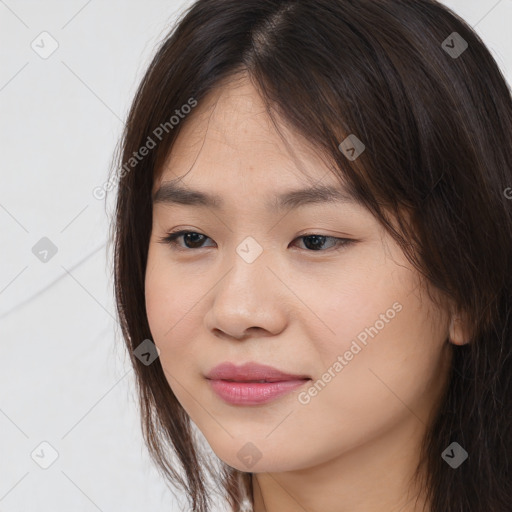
[208, 440, 303, 473]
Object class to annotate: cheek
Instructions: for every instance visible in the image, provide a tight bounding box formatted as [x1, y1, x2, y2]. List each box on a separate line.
[303, 248, 447, 402]
[144, 269, 199, 401]
[294, 248, 410, 361]
[144, 248, 208, 368]
[307, 282, 448, 427]
[145, 249, 183, 346]
[145, 263, 170, 340]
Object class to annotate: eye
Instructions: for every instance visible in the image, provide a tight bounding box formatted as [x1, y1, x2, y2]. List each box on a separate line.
[158, 230, 215, 250]
[158, 230, 354, 252]
[293, 233, 352, 251]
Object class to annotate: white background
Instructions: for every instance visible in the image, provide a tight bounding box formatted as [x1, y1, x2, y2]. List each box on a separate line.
[1, 1, 511, 511]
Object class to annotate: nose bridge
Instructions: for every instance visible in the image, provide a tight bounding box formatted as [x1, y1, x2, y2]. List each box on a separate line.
[222, 234, 271, 301]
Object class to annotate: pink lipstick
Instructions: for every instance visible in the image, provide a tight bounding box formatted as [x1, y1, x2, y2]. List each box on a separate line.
[205, 362, 311, 405]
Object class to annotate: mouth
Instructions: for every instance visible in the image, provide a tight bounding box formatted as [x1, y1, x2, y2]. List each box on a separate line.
[204, 362, 312, 405]
[218, 378, 305, 383]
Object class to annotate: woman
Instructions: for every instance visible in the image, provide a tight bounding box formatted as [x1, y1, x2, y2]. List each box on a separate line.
[107, 0, 512, 510]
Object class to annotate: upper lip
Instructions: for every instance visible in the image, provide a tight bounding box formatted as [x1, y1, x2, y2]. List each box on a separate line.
[205, 362, 311, 382]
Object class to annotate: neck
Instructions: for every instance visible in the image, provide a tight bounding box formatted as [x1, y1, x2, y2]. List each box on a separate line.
[250, 413, 431, 512]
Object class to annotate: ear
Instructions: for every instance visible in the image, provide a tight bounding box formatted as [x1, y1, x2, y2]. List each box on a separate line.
[448, 314, 471, 346]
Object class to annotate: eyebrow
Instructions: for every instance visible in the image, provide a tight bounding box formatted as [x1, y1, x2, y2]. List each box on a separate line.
[152, 180, 360, 211]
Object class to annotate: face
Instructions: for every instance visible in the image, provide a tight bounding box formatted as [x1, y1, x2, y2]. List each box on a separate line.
[144, 74, 453, 473]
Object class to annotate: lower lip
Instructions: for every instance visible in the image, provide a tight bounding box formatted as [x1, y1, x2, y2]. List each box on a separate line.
[207, 378, 310, 405]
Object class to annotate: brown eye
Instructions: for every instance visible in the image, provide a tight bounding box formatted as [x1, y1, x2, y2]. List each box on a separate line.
[291, 234, 353, 252]
[158, 230, 215, 250]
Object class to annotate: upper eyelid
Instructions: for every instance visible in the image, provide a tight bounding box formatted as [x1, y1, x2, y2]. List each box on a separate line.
[163, 229, 345, 240]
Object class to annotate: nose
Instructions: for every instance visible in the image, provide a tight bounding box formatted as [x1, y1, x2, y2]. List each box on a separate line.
[203, 250, 289, 341]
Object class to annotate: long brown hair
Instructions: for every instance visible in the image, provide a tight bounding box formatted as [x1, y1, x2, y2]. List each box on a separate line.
[107, 1, 512, 510]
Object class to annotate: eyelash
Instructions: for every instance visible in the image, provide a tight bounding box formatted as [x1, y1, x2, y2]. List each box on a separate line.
[157, 229, 354, 253]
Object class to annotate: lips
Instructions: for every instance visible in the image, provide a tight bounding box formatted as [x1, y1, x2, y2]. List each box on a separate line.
[205, 362, 311, 382]
[205, 362, 311, 405]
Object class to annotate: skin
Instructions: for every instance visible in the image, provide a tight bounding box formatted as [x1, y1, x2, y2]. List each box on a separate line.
[144, 73, 469, 512]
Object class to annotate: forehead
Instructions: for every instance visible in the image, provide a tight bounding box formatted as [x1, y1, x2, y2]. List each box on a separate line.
[153, 75, 342, 195]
